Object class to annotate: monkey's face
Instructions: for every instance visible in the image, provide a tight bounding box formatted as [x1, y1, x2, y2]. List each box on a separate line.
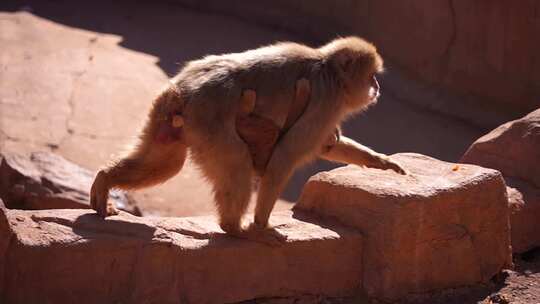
[345, 70, 381, 110]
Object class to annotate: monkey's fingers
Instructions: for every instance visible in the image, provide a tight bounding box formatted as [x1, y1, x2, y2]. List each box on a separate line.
[385, 159, 408, 175]
[371, 156, 408, 175]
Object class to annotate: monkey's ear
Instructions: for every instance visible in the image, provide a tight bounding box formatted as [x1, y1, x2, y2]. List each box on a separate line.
[330, 49, 358, 76]
[331, 48, 358, 73]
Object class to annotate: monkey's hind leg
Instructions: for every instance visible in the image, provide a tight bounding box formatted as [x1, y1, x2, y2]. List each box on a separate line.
[91, 88, 187, 217]
[189, 128, 254, 236]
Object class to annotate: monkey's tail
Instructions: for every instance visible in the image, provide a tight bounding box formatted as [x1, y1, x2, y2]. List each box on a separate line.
[100, 86, 188, 190]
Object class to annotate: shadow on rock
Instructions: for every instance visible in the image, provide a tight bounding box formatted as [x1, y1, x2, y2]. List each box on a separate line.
[2, 0, 306, 76]
[516, 247, 540, 274]
[72, 212, 156, 240]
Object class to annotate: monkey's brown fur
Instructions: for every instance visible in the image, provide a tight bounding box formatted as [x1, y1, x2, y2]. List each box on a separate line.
[236, 78, 312, 175]
[91, 36, 406, 244]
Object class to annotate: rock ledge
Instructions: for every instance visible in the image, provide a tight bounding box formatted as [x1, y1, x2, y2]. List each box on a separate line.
[0, 208, 362, 304]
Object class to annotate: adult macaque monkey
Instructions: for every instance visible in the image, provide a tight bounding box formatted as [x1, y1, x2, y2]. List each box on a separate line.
[91, 36, 406, 244]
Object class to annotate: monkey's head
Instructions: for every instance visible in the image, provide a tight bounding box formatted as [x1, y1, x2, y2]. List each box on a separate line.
[320, 36, 384, 110]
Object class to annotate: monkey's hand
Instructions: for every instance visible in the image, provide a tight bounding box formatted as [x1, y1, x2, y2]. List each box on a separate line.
[372, 155, 408, 175]
[90, 170, 119, 217]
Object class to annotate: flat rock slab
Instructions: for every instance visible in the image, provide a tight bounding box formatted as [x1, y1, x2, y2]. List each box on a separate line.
[0, 208, 362, 304]
[0, 151, 141, 215]
[296, 153, 511, 300]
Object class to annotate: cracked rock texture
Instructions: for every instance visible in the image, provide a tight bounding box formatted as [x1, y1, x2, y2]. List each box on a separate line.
[0, 151, 141, 215]
[0, 208, 363, 304]
[461, 109, 540, 253]
[0, 9, 179, 215]
[0, 6, 297, 215]
[296, 153, 512, 301]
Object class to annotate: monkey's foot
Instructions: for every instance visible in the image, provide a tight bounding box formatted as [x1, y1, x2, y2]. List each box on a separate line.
[230, 224, 288, 247]
[105, 204, 120, 216]
[93, 200, 119, 218]
[93, 198, 119, 218]
[246, 224, 288, 247]
[90, 170, 118, 217]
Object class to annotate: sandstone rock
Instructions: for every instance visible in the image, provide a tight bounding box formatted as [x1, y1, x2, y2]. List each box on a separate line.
[178, 1, 540, 125]
[461, 108, 540, 188]
[0, 151, 141, 215]
[506, 178, 540, 254]
[461, 109, 540, 253]
[366, 1, 540, 116]
[0, 208, 362, 304]
[296, 153, 511, 300]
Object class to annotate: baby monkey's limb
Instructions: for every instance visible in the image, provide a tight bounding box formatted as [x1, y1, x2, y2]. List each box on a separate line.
[236, 89, 281, 176]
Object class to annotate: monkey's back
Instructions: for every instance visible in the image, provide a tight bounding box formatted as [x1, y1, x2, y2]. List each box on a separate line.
[174, 43, 321, 128]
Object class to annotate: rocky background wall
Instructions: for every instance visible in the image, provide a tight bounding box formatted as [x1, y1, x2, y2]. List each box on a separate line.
[176, 0, 540, 128]
[1, 1, 540, 303]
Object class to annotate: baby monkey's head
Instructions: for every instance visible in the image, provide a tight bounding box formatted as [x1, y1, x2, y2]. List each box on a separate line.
[320, 36, 384, 110]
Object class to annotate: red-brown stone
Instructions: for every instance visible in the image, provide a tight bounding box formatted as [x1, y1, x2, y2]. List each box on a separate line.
[462, 109, 540, 253]
[0, 151, 141, 215]
[0, 208, 363, 304]
[296, 153, 511, 300]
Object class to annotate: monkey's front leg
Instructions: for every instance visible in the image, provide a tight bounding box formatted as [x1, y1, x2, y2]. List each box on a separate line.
[320, 135, 407, 175]
[251, 119, 322, 244]
[248, 148, 296, 245]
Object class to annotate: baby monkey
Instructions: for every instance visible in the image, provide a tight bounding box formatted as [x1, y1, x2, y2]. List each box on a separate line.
[91, 36, 406, 244]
